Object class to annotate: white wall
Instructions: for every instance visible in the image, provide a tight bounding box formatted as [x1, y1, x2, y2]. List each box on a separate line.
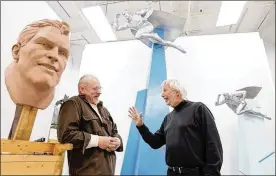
[0, 1, 80, 143]
[80, 32, 275, 175]
[258, 4, 275, 87]
[263, 40, 275, 86]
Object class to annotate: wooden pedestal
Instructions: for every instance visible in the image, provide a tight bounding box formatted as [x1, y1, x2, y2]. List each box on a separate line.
[1, 139, 72, 175]
[1, 105, 73, 175]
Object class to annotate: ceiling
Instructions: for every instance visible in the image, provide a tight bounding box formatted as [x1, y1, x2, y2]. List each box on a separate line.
[46, 1, 275, 46]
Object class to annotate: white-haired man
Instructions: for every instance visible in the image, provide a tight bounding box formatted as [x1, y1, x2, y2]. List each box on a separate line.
[128, 79, 223, 176]
[57, 74, 123, 175]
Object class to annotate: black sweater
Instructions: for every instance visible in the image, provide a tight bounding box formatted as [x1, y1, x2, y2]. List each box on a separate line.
[137, 100, 223, 176]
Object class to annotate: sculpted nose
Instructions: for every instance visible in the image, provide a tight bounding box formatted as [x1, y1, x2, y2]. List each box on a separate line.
[46, 47, 58, 62]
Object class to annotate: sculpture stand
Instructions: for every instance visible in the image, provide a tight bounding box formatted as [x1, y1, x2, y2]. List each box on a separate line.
[1, 105, 72, 175]
[12, 105, 38, 140]
[121, 28, 169, 175]
[120, 9, 185, 175]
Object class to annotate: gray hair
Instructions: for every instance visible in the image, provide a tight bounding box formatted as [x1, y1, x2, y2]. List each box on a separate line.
[161, 79, 187, 99]
[78, 74, 98, 87]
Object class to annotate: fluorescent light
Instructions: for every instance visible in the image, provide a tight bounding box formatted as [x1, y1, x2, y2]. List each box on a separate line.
[81, 6, 117, 42]
[216, 1, 246, 27]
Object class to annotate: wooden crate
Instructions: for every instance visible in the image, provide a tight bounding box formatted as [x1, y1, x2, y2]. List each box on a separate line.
[1, 139, 72, 175]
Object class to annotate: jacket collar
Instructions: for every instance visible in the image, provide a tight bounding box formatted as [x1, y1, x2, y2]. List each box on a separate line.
[78, 94, 103, 108]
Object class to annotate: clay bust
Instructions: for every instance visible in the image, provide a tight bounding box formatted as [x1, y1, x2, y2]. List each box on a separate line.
[5, 19, 71, 109]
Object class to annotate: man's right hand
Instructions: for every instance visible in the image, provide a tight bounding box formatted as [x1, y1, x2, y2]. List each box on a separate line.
[128, 106, 143, 127]
[98, 136, 112, 150]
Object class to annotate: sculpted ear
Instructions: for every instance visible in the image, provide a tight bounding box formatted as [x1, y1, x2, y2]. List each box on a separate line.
[12, 43, 20, 62]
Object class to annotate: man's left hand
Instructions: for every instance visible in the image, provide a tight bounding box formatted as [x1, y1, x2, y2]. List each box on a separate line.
[106, 137, 120, 152]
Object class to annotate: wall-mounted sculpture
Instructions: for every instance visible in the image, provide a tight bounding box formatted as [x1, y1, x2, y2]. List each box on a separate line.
[215, 86, 271, 120]
[112, 7, 186, 54]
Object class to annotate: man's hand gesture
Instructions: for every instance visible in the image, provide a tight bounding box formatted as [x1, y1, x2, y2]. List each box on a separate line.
[128, 106, 143, 127]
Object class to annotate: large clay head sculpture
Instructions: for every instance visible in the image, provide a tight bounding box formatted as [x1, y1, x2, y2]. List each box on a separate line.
[5, 19, 71, 109]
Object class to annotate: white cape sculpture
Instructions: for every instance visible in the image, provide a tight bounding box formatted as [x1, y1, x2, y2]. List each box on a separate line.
[113, 7, 186, 54]
[215, 86, 271, 120]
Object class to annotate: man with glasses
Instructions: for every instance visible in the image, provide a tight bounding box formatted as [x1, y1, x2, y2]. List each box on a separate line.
[57, 74, 123, 175]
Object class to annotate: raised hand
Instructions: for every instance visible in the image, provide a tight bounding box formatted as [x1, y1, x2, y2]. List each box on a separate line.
[128, 106, 143, 127]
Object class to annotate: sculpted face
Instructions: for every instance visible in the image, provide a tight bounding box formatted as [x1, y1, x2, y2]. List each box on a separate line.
[13, 26, 70, 89]
[5, 22, 70, 109]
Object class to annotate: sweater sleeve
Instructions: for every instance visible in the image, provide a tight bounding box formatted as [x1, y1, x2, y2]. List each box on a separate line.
[136, 117, 166, 149]
[197, 103, 223, 176]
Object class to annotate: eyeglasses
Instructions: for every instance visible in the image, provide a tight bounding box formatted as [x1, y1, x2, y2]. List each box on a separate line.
[92, 86, 102, 91]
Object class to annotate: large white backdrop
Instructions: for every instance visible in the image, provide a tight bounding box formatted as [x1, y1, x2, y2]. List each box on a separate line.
[79, 32, 275, 175]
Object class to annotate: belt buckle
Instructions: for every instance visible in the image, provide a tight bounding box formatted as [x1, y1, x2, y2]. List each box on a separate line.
[172, 167, 175, 172]
[170, 166, 182, 174]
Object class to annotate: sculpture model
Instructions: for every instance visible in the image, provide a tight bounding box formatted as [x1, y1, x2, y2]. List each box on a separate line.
[112, 7, 186, 54]
[5, 19, 71, 110]
[50, 94, 69, 129]
[215, 86, 271, 120]
[47, 94, 69, 142]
